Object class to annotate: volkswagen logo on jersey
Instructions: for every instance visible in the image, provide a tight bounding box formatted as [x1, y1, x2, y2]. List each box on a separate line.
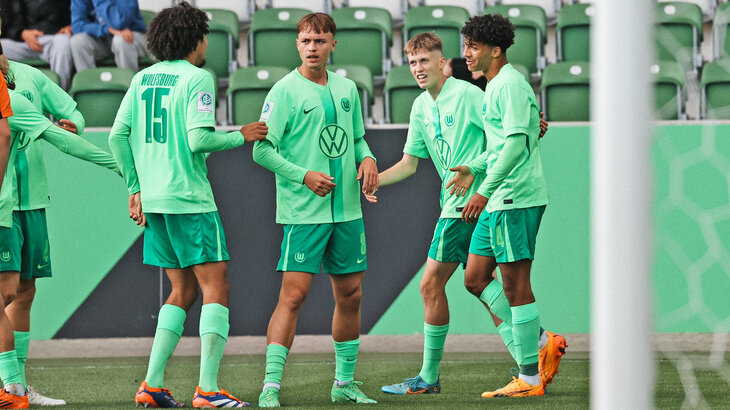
[435, 138, 452, 169]
[341, 98, 351, 112]
[319, 124, 348, 159]
[445, 113, 455, 127]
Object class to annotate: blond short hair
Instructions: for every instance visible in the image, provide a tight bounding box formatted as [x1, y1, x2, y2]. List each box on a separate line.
[404, 32, 443, 56]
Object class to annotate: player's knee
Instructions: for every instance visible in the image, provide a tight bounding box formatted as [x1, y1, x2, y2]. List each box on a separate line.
[419, 279, 443, 301]
[2, 291, 16, 307]
[463, 276, 484, 297]
[335, 288, 361, 312]
[280, 289, 308, 312]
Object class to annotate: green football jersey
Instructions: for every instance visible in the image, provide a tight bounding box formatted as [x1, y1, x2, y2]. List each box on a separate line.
[114, 60, 218, 214]
[257, 69, 370, 224]
[405, 77, 487, 218]
[10, 61, 80, 211]
[481, 64, 549, 212]
[0, 90, 53, 228]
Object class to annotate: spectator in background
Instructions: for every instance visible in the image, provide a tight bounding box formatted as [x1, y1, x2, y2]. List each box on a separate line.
[70, 0, 149, 72]
[0, 0, 74, 90]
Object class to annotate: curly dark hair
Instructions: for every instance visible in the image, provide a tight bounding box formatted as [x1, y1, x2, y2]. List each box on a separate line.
[146, 2, 209, 61]
[460, 14, 515, 52]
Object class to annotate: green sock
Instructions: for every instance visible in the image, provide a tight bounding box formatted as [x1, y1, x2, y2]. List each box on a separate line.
[13, 332, 29, 388]
[263, 343, 289, 388]
[479, 280, 512, 323]
[145, 304, 186, 388]
[198, 303, 230, 392]
[418, 323, 449, 385]
[333, 339, 360, 383]
[496, 322, 517, 363]
[0, 350, 22, 386]
[511, 303, 540, 376]
[480, 281, 518, 363]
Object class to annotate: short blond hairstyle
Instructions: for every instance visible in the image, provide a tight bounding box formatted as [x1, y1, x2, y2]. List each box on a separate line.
[404, 32, 443, 56]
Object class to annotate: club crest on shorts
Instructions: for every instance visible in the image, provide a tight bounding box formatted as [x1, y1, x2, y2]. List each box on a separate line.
[0, 250, 11, 263]
[319, 125, 348, 158]
[294, 251, 306, 263]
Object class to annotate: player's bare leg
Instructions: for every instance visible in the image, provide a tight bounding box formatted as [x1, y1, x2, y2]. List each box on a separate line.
[259, 272, 313, 407]
[0, 272, 27, 408]
[267, 271, 313, 348]
[329, 271, 375, 404]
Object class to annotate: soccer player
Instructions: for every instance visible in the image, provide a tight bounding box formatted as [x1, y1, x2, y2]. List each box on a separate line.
[454, 14, 566, 397]
[2, 57, 89, 407]
[373, 32, 553, 396]
[252, 12, 378, 408]
[108, 2, 268, 408]
[0, 59, 120, 409]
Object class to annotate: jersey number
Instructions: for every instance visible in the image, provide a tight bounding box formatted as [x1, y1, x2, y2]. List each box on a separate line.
[141, 87, 170, 143]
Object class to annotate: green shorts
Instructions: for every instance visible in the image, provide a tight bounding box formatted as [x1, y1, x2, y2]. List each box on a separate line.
[471, 206, 546, 263]
[277, 218, 367, 274]
[0, 210, 52, 279]
[428, 218, 475, 265]
[143, 212, 230, 269]
[469, 211, 495, 258]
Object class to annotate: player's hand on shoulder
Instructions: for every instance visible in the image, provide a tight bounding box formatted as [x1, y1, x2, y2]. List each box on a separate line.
[447, 165, 474, 196]
[240, 121, 268, 143]
[304, 171, 336, 197]
[357, 157, 378, 195]
[461, 193, 487, 223]
[539, 111, 548, 138]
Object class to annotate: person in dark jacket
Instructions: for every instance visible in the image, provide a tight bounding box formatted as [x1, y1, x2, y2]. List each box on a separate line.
[0, 0, 73, 90]
[70, 0, 149, 72]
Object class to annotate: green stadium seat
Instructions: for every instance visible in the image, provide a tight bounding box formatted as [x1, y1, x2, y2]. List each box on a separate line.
[203, 8, 240, 81]
[266, 0, 329, 13]
[403, 6, 471, 60]
[331, 7, 392, 78]
[196, 0, 251, 22]
[495, 0, 561, 20]
[226, 66, 290, 126]
[658, 0, 717, 17]
[140, 9, 155, 25]
[344, 0, 407, 22]
[69, 68, 134, 127]
[556, 3, 594, 62]
[700, 59, 730, 119]
[248, 8, 312, 69]
[329, 64, 374, 123]
[540, 62, 590, 121]
[655, 2, 703, 72]
[651, 61, 686, 120]
[421, 0, 483, 16]
[384, 64, 420, 124]
[712, 2, 730, 60]
[486, 4, 547, 76]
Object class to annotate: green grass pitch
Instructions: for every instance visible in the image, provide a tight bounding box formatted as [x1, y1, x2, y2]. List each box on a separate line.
[25, 352, 727, 408]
